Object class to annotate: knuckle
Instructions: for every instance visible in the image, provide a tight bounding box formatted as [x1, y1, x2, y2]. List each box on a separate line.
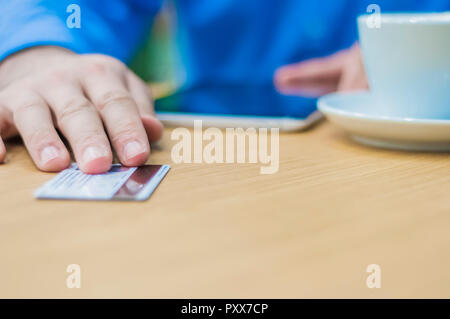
[96, 90, 133, 112]
[0, 82, 26, 96]
[73, 130, 106, 147]
[110, 121, 141, 144]
[95, 55, 124, 68]
[44, 69, 69, 86]
[57, 98, 93, 127]
[82, 55, 124, 75]
[13, 97, 43, 116]
[25, 128, 54, 147]
[83, 60, 109, 76]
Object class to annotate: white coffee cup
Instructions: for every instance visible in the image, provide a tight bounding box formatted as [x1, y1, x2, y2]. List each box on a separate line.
[358, 12, 450, 119]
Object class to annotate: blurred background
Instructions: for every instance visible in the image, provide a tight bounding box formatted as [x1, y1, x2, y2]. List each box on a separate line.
[130, 3, 177, 97]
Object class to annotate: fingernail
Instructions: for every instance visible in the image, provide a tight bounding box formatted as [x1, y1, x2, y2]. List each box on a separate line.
[83, 146, 107, 164]
[124, 141, 145, 160]
[40, 146, 60, 164]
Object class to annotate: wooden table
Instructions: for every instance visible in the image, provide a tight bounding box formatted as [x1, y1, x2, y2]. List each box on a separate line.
[1, 121, 450, 298]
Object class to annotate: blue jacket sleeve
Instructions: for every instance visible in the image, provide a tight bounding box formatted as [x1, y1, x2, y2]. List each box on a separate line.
[0, 0, 162, 63]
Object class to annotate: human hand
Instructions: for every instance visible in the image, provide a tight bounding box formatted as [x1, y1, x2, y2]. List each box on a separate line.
[0, 46, 163, 173]
[274, 43, 368, 97]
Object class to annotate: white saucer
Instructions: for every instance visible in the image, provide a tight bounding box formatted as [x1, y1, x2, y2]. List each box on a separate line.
[318, 91, 450, 152]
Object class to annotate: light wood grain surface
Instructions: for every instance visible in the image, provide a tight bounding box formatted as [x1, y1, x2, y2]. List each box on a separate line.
[1, 121, 450, 298]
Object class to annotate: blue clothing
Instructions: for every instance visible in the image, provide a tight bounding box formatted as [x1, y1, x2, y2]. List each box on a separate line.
[1, 0, 449, 116]
[2, 0, 449, 83]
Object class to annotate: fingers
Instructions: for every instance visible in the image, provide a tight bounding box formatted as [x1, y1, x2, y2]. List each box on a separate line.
[275, 44, 370, 96]
[274, 51, 347, 97]
[8, 94, 70, 171]
[338, 62, 368, 92]
[277, 53, 345, 80]
[125, 71, 164, 142]
[337, 44, 369, 92]
[80, 64, 150, 167]
[0, 136, 5, 163]
[40, 79, 113, 174]
[0, 53, 163, 173]
[0, 106, 9, 163]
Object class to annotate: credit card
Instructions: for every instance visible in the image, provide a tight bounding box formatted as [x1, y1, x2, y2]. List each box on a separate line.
[34, 163, 170, 201]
